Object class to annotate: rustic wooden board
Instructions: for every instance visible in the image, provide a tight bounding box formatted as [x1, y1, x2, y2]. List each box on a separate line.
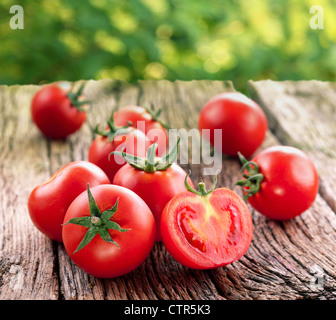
[0, 80, 335, 300]
[247, 80, 336, 214]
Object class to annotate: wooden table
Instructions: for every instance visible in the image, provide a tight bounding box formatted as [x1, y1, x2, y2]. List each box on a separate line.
[1, 79, 336, 300]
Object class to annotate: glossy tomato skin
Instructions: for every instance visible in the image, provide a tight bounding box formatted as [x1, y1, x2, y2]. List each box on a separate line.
[31, 85, 86, 139]
[62, 184, 156, 278]
[114, 105, 168, 155]
[198, 92, 268, 158]
[160, 188, 253, 269]
[88, 128, 150, 182]
[27, 161, 110, 242]
[113, 163, 194, 241]
[246, 146, 319, 220]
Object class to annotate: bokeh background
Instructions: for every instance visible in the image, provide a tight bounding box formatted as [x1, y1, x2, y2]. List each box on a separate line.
[1, 0, 335, 92]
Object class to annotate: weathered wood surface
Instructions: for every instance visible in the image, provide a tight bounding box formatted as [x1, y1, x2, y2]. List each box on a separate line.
[0, 80, 335, 300]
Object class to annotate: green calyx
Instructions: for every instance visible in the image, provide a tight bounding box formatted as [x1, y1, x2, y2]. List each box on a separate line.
[184, 170, 219, 197]
[63, 184, 130, 254]
[110, 137, 180, 173]
[94, 112, 132, 143]
[66, 83, 91, 112]
[143, 106, 171, 130]
[235, 152, 264, 201]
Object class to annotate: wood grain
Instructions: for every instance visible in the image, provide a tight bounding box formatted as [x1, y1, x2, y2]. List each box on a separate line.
[247, 80, 336, 214]
[0, 80, 336, 300]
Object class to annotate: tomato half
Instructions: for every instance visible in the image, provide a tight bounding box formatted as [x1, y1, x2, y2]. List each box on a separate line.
[27, 161, 110, 242]
[198, 92, 268, 158]
[114, 105, 169, 155]
[31, 83, 87, 139]
[160, 174, 253, 269]
[62, 184, 156, 278]
[88, 113, 150, 182]
[112, 139, 193, 241]
[236, 146, 319, 220]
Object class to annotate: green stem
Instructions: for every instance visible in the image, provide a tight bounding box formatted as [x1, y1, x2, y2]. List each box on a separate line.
[144, 143, 158, 173]
[184, 170, 219, 197]
[67, 82, 91, 112]
[94, 112, 132, 142]
[143, 106, 171, 130]
[110, 137, 181, 173]
[235, 152, 264, 200]
[63, 184, 129, 254]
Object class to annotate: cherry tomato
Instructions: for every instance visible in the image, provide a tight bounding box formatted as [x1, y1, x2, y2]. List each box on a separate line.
[31, 83, 88, 139]
[198, 92, 268, 158]
[62, 184, 156, 278]
[88, 113, 150, 182]
[236, 146, 319, 220]
[114, 105, 169, 155]
[160, 173, 253, 269]
[27, 161, 110, 242]
[112, 139, 193, 241]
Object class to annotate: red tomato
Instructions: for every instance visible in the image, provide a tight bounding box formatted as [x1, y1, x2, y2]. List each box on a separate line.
[160, 173, 253, 269]
[198, 92, 268, 158]
[114, 105, 169, 156]
[62, 184, 156, 278]
[236, 146, 319, 220]
[27, 161, 110, 242]
[88, 114, 150, 182]
[112, 140, 193, 242]
[31, 83, 87, 139]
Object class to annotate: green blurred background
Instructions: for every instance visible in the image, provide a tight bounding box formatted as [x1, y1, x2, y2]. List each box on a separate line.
[1, 0, 335, 92]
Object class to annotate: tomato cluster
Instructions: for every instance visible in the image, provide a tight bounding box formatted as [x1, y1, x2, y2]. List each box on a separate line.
[27, 83, 319, 279]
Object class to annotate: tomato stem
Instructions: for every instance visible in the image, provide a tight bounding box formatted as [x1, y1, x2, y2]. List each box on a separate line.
[94, 112, 132, 142]
[63, 184, 130, 254]
[67, 82, 91, 112]
[236, 152, 264, 201]
[143, 106, 171, 130]
[109, 137, 181, 173]
[184, 170, 219, 197]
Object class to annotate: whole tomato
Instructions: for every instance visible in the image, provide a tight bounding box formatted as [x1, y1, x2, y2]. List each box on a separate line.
[114, 105, 170, 156]
[27, 161, 110, 242]
[160, 172, 253, 269]
[112, 138, 193, 241]
[198, 92, 268, 158]
[31, 83, 88, 139]
[62, 184, 156, 278]
[236, 146, 319, 220]
[88, 113, 150, 182]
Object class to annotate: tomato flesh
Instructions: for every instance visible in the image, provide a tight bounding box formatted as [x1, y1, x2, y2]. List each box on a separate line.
[161, 188, 253, 269]
[113, 163, 193, 241]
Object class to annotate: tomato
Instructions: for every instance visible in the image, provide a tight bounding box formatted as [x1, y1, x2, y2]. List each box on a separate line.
[160, 172, 253, 269]
[27, 161, 110, 242]
[112, 139, 193, 241]
[31, 83, 88, 139]
[236, 146, 319, 220]
[114, 105, 170, 156]
[198, 92, 268, 158]
[62, 184, 156, 278]
[88, 113, 150, 182]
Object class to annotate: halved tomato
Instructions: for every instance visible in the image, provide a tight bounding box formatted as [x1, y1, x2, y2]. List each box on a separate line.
[160, 173, 253, 269]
